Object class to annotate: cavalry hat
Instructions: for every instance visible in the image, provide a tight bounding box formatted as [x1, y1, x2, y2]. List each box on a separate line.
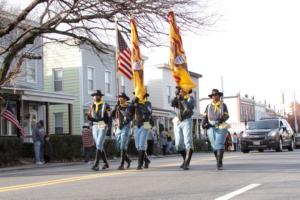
[91, 90, 104, 97]
[117, 92, 130, 101]
[132, 92, 149, 98]
[208, 89, 223, 98]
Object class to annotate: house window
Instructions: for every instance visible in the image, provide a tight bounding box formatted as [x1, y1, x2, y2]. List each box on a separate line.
[26, 60, 37, 83]
[105, 71, 112, 95]
[54, 112, 63, 134]
[53, 69, 63, 92]
[120, 76, 125, 93]
[167, 86, 171, 103]
[194, 91, 197, 108]
[87, 67, 94, 92]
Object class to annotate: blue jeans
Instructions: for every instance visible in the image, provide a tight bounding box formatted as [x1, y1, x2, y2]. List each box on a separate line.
[34, 141, 44, 162]
[207, 127, 228, 150]
[92, 125, 107, 150]
[174, 118, 193, 151]
[134, 125, 147, 151]
[84, 147, 93, 162]
[115, 124, 130, 150]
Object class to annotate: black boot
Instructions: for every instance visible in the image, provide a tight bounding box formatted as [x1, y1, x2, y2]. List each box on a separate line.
[124, 150, 131, 169]
[183, 149, 193, 170]
[144, 152, 151, 169]
[137, 151, 143, 170]
[101, 150, 109, 170]
[217, 149, 224, 170]
[92, 150, 101, 171]
[118, 150, 125, 170]
[179, 151, 186, 168]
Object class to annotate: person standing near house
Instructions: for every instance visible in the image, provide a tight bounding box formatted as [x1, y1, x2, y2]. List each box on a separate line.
[82, 123, 94, 164]
[202, 89, 230, 170]
[88, 90, 111, 171]
[111, 93, 133, 170]
[171, 86, 195, 170]
[32, 120, 46, 165]
[132, 93, 153, 170]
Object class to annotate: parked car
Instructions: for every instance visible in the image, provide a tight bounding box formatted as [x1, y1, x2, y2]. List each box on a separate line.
[295, 133, 300, 148]
[241, 118, 295, 153]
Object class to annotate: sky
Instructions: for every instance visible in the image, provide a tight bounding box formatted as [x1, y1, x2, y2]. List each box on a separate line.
[8, 0, 300, 110]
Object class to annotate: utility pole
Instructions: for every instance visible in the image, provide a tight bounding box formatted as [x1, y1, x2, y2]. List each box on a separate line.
[294, 92, 298, 133]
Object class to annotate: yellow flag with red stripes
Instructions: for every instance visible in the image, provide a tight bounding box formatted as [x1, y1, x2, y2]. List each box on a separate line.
[130, 18, 146, 103]
[168, 11, 196, 92]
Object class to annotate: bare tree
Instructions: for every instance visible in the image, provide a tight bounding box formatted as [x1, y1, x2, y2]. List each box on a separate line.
[0, 0, 213, 86]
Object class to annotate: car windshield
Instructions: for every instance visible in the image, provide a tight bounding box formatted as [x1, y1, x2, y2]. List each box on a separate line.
[247, 120, 279, 130]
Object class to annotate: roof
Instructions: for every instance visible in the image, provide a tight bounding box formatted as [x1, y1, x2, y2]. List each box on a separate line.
[1, 87, 76, 104]
[156, 64, 202, 79]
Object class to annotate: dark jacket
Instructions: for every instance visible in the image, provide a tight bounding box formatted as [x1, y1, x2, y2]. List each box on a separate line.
[201, 102, 229, 129]
[171, 96, 195, 121]
[132, 100, 153, 127]
[111, 102, 134, 129]
[88, 102, 111, 124]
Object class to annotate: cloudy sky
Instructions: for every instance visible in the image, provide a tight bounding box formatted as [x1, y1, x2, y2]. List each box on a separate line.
[8, 0, 300, 110]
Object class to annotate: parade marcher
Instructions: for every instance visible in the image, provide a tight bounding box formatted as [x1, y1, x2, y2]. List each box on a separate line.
[87, 90, 111, 171]
[132, 93, 153, 170]
[171, 87, 195, 170]
[202, 89, 230, 170]
[111, 93, 133, 170]
[142, 93, 154, 169]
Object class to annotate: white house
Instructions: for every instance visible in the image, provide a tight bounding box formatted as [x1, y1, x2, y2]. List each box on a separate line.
[145, 64, 202, 138]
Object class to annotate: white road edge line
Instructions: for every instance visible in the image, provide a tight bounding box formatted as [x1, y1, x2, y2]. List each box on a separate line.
[214, 184, 261, 200]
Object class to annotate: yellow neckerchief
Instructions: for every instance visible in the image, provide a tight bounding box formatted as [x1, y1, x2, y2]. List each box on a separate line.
[94, 100, 104, 113]
[184, 94, 190, 100]
[119, 101, 128, 108]
[211, 100, 222, 112]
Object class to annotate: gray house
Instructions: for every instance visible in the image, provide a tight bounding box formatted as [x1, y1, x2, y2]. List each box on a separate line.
[44, 42, 134, 135]
[0, 11, 75, 141]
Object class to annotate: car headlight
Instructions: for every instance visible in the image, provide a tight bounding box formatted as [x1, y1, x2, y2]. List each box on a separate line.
[242, 132, 249, 137]
[268, 130, 277, 137]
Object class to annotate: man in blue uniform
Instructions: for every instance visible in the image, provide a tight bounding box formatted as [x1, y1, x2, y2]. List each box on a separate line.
[171, 87, 195, 170]
[88, 90, 111, 171]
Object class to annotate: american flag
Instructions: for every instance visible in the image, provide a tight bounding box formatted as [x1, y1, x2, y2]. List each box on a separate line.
[1, 102, 25, 136]
[117, 30, 133, 80]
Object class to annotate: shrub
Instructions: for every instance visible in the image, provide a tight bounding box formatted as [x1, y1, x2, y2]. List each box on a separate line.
[0, 136, 21, 167]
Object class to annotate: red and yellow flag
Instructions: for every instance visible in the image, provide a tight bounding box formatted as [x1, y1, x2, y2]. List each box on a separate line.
[130, 18, 146, 103]
[168, 11, 196, 92]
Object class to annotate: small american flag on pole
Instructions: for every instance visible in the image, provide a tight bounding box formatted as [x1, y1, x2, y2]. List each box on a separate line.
[1, 102, 25, 136]
[117, 30, 133, 80]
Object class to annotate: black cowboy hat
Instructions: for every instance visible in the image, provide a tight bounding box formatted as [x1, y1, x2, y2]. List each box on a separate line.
[176, 86, 193, 94]
[132, 92, 149, 98]
[208, 89, 223, 98]
[117, 92, 130, 101]
[91, 90, 104, 97]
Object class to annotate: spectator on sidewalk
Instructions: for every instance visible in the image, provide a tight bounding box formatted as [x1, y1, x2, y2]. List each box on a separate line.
[32, 120, 46, 165]
[232, 132, 238, 152]
[151, 127, 159, 155]
[147, 127, 155, 156]
[82, 123, 94, 164]
[44, 134, 52, 163]
[159, 126, 168, 155]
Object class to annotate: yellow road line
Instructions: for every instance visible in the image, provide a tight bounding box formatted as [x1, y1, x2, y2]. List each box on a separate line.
[0, 155, 241, 193]
[0, 171, 128, 193]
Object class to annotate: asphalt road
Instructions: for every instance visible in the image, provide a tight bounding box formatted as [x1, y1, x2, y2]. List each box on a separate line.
[1, 150, 300, 200]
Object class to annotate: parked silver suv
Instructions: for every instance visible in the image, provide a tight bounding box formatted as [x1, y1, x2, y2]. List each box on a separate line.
[241, 118, 295, 153]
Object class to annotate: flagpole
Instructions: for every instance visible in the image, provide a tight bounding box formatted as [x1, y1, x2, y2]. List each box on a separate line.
[115, 17, 120, 97]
